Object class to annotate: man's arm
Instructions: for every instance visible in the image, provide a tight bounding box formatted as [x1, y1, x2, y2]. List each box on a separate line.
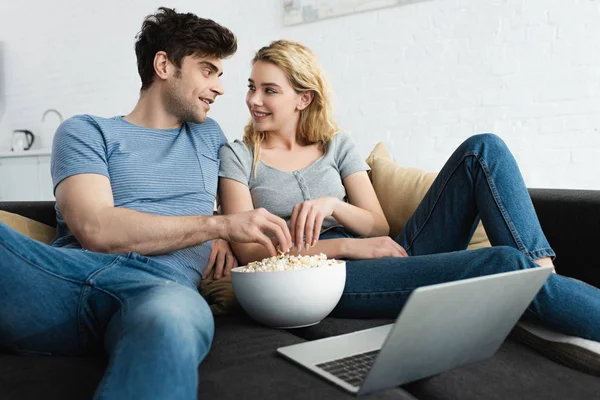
[218, 177, 350, 266]
[56, 173, 291, 255]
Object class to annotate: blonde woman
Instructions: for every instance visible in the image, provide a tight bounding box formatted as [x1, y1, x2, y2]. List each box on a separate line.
[216, 40, 600, 346]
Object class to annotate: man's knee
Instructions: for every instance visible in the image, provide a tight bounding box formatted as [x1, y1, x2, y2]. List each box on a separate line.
[0, 222, 17, 241]
[128, 285, 214, 347]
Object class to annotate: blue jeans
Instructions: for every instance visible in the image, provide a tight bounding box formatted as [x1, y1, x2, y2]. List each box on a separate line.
[324, 134, 600, 342]
[0, 225, 213, 400]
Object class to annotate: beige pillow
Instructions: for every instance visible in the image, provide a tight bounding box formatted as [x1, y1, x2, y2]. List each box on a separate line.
[366, 143, 491, 250]
[198, 274, 241, 316]
[0, 210, 56, 244]
[365, 141, 391, 167]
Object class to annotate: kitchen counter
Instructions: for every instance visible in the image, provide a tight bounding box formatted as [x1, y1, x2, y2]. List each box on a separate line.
[0, 148, 52, 158]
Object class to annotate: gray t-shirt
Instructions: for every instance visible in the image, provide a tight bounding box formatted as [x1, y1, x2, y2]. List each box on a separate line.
[218, 132, 369, 232]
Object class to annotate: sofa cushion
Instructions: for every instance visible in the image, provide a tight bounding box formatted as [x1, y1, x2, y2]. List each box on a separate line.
[403, 336, 600, 400]
[0, 354, 106, 400]
[528, 188, 600, 288]
[199, 275, 241, 316]
[199, 315, 416, 399]
[290, 317, 394, 341]
[0, 315, 414, 400]
[511, 320, 600, 376]
[0, 210, 55, 244]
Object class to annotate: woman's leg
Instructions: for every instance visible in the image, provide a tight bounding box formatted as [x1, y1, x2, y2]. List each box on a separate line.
[336, 134, 598, 340]
[331, 247, 600, 342]
[396, 133, 554, 263]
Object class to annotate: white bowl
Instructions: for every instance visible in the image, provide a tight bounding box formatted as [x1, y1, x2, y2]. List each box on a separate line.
[230, 261, 346, 329]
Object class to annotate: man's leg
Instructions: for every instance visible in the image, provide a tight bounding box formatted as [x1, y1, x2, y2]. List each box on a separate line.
[94, 284, 214, 400]
[0, 222, 120, 355]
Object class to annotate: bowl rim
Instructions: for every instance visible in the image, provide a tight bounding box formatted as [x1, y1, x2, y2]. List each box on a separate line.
[230, 259, 345, 274]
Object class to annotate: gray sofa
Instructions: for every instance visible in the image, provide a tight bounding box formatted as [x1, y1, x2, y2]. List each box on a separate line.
[1, 188, 599, 399]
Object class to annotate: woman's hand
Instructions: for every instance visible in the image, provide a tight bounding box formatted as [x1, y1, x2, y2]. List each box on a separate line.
[290, 196, 340, 251]
[203, 239, 239, 280]
[343, 236, 409, 259]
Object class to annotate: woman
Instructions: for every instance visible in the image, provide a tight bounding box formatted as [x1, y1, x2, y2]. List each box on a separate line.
[217, 40, 599, 344]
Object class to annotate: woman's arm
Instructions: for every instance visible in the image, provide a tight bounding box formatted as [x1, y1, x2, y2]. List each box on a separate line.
[337, 170, 389, 237]
[218, 177, 351, 265]
[290, 170, 389, 248]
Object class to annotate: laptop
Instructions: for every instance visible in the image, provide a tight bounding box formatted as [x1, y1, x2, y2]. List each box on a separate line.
[277, 266, 553, 396]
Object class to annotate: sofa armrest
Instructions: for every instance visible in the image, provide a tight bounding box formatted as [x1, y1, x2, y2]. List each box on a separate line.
[529, 188, 600, 288]
[0, 201, 57, 228]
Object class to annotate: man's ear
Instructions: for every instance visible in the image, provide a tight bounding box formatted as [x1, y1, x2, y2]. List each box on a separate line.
[153, 51, 170, 80]
[296, 90, 314, 111]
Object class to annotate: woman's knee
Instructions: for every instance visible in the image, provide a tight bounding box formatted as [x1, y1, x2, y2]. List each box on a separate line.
[460, 133, 508, 154]
[484, 246, 533, 272]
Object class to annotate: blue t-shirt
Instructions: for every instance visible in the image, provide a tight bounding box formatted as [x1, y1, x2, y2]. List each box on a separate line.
[50, 114, 226, 284]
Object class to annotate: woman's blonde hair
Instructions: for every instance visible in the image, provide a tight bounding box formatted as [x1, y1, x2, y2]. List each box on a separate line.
[243, 39, 340, 176]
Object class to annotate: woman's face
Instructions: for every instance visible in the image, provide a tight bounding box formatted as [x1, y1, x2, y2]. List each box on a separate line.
[246, 60, 304, 134]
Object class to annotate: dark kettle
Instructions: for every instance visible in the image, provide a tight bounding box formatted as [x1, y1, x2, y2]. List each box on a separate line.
[12, 130, 35, 151]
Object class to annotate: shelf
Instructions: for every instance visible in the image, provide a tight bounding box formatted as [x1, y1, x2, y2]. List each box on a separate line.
[0, 149, 52, 158]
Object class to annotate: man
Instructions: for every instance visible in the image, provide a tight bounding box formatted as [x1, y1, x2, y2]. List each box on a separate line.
[0, 7, 291, 400]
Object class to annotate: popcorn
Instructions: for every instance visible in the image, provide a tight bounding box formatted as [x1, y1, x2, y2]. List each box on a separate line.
[237, 252, 337, 273]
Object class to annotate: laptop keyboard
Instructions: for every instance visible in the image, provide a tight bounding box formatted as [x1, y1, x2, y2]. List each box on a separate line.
[315, 350, 380, 387]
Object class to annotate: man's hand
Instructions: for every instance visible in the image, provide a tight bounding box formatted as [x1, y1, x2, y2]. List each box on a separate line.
[290, 196, 339, 251]
[344, 237, 409, 259]
[221, 208, 292, 256]
[202, 239, 238, 280]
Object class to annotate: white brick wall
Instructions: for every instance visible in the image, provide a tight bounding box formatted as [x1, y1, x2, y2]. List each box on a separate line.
[0, 0, 598, 189]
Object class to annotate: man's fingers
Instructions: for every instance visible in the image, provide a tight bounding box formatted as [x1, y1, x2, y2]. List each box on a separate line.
[203, 263, 214, 280]
[395, 243, 408, 257]
[264, 213, 292, 251]
[264, 220, 291, 253]
[256, 231, 278, 256]
[214, 250, 226, 279]
[203, 247, 218, 279]
[224, 253, 237, 276]
[388, 239, 408, 257]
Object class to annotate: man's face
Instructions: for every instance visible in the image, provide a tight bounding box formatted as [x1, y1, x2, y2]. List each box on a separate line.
[164, 55, 224, 124]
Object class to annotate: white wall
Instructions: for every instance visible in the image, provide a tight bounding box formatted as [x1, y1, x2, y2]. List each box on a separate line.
[0, 0, 599, 189]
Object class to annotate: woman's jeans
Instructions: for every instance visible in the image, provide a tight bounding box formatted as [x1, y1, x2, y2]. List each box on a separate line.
[324, 134, 600, 342]
[0, 226, 213, 400]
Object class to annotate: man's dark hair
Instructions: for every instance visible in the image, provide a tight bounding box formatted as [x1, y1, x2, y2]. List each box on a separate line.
[135, 7, 237, 90]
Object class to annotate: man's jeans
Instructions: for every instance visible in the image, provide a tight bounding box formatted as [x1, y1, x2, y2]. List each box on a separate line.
[0, 226, 212, 400]
[324, 134, 600, 342]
